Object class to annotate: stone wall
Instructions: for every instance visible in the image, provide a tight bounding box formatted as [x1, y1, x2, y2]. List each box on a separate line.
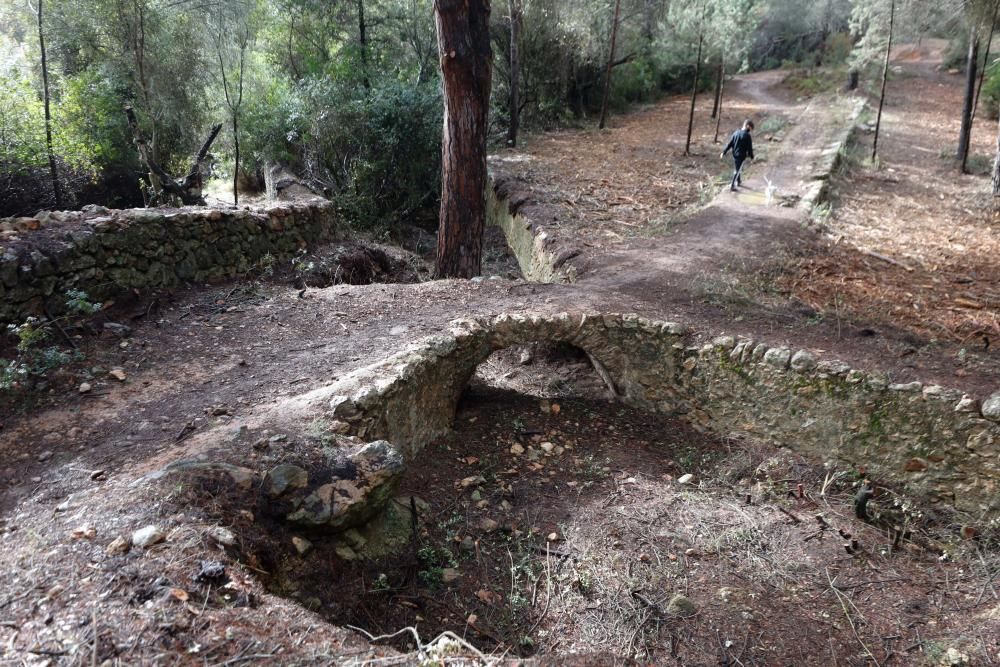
[0, 199, 341, 323]
[302, 313, 1000, 518]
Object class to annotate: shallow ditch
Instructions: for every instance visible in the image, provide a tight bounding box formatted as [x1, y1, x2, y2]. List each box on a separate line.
[252, 349, 1000, 665]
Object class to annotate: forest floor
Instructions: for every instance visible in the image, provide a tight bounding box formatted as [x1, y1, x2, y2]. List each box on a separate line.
[1, 41, 1000, 665]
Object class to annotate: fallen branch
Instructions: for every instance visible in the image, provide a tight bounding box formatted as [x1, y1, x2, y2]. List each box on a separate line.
[861, 249, 914, 272]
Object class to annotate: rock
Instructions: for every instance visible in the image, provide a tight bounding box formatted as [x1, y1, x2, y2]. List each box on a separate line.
[460, 536, 476, 552]
[103, 322, 132, 337]
[71, 525, 97, 540]
[982, 391, 1000, 421]
[666, 594, 697, 617]
[266, 464, 309, 498]
[105, 535, 131, 556]
[330, 420, 352, 434]
[78, 382, 92, 394]
[335, 544, 358, 561]
[518, 347, 534, 365]
[158, 459, 257, 491]
[286, 440, 405, 532]
[763, 348, 791, 369]
[510, 443, 525, 456]
[677, 473, 695, 485]
[539, 442, 555, 454]
[460, 475, 484, 488]
[546, 532, 560, 542]
[441, 568, 461, 583]
[342, 529, 367, 551]
[292, 536, 313, 556]
[479, 518, 499, 532]
[206, 526, 237, 546]
[954, 395, 979, 413]
[904, 458, 929, 472]
[37, 450, 53, 462]
[194, 560, 227, 583]
[132, 525, 165, 548]
[790, 350, 817, 372]
[109, 368, 127, 382]
[942, 647, 969, 666]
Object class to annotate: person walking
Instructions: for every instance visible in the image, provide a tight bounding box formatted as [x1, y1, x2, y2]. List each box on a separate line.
[721, 119, 754, 192]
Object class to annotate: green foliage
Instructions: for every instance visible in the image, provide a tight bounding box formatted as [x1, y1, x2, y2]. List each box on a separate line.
[0, 291, 100, 396]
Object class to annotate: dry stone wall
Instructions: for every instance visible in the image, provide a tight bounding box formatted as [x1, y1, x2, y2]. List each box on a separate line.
[0, 199, 340, 323]
[306, 313, 1000, 519]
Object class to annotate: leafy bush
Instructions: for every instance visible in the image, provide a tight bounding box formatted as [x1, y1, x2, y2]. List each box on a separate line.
[0, 290, 100, 395]
[981, 64, 1000, 120]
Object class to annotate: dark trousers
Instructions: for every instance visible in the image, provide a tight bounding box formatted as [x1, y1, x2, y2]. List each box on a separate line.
[731, 156, 746, 189]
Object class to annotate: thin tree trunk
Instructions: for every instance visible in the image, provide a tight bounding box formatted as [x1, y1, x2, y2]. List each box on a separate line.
[598, 0, 622, 130]
[685, 29, 705, 155]
[714, 58, 725, 143]
[232, 115, 240, 205]
[958, 26, 980, 173]
[992, 112, 1000, 193]
[37, 0, 63, 209]
[433, 0, 493, 279]
[871, 0, 895, 163]
[507, 0, 522, 147]
[973, 3, 999, 125]
[358, 0, 370, 90]
[711, 57, 723, 119]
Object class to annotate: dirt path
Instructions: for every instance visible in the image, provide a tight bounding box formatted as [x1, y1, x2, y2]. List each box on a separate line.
[2, 49, 1000, 664]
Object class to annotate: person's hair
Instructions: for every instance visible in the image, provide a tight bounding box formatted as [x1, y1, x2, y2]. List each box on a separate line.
[743, 119, 754, 130]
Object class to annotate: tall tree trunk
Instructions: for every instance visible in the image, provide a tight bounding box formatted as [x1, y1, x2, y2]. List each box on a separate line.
[973, 3, 999, 125]
[992, 112, 1000, 193]
[232, 114, 240, 205]
[37, 0, 63, 209]
[711, 57, 723, 119]
[598, 0, 622, 130]
[433, 0, 493, 279]
[685, 28, 704, 155]
[871, 0, 895, 163]
[358, 0, 370, 90]
[958, 26, 981, 173]
[714, 57, 725, 143]
[507, 0, 522, 147]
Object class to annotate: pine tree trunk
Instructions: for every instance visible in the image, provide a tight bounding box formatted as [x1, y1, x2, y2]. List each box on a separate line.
[973, 3, 998, 125]
[714, 57, 725, 143]
[992, 112, 1000, 194]
[232, 114, 240, 206]
[711, 58, 723, 119]
[685, 30, 704, 155]
[434, 0, 493, 279]
[507, 0, 522, 147]
[958, 26, 980, 173]
[598, 0, 622, 130]
[871, 0, 895, 162]
[37, 0, 63, 210]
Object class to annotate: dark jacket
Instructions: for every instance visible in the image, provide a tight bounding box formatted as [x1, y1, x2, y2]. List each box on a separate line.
[723, 129, 754, 160]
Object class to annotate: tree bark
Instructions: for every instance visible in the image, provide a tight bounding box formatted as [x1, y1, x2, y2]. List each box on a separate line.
[711, 57, 723, 119]
[973, 3, 999, 125]
[871, 0, 895, 163]
[433, 0, 493, 279]
[507, 0, 522, 147]
[714, 57, 725, 143]
[232, 115, 240, 205]
[992, 112, 1000, 194]
[37, 0, 63, 209]
[598, 0, 622, 130]
[358, 0, 370, 90]
[685, 28, 704, 155]
[958, 26, 980, 173]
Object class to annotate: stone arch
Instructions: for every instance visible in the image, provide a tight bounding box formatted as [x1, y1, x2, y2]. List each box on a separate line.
[318, 313, 688, 458]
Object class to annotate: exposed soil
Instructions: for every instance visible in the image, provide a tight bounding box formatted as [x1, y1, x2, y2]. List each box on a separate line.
[2, 42, 1000, 665]
[262, 352, 1000, 665]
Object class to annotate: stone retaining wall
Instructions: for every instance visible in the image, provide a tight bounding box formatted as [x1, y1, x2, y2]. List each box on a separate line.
[0, 199, 341, 323]
[304, 313, 1000, 519]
